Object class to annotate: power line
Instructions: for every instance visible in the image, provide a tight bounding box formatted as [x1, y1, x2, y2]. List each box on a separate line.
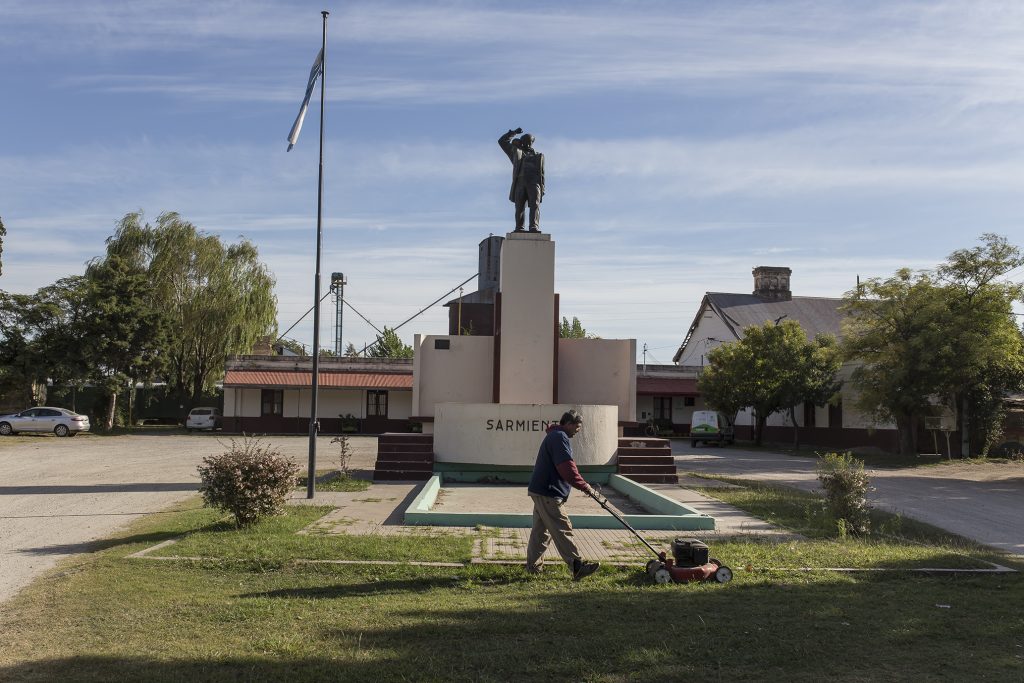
[359, 272, 478, 356]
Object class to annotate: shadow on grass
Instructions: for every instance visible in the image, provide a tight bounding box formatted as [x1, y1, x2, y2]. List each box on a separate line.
[5, 573, 1023, 682]
[17, 529, 189, 557]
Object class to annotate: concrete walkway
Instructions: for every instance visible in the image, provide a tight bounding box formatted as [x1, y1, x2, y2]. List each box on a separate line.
[299, 478, 794, 563]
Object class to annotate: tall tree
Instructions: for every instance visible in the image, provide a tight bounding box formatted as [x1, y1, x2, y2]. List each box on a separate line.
[80, 255, 169, 428]
[935, 234, 1024, 455]
[0, 215, 6, 277]
[559, 316, 594, 339]
[841, 234, 1024, 456]
[841, 270, 950, 454]
[698, 320, 840, 446]
[101, 212, 278, 403]
[367, 327, 413, 359]
[0, 290, 44, 405]
[0, 278, 93, 406]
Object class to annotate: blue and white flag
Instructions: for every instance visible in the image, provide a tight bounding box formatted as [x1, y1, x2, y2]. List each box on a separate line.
[287, 48, 324, 151]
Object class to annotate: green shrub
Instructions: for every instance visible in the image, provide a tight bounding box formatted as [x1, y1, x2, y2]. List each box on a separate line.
[197, 438, 299, 527]
[816, 451, 872, 536]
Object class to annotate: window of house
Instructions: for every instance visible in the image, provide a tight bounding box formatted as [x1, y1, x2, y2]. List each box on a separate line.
[261, 389, 283, 417]
[367, 390, 388, 417]
[684, 396, 695, 407]
[653, 397, 672, 420]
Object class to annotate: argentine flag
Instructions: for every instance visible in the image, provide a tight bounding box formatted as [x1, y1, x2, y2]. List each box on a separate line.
[287, 48, 324, 152]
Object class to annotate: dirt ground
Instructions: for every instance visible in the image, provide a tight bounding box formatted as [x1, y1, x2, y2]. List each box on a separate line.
[0, 433, 379, 604]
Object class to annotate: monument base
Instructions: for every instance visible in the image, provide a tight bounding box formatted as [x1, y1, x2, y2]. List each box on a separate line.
[433, 402, 619, 467]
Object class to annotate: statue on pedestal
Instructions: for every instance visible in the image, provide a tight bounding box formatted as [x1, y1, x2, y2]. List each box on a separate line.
[498, 127, 545, 232]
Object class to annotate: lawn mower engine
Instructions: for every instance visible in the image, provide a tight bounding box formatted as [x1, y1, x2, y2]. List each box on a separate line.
[645, 538, 732, 584]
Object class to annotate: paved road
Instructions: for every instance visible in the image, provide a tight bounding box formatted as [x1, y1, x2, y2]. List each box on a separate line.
[673, 441, 1024, 555]
[0, 434, 379, 604]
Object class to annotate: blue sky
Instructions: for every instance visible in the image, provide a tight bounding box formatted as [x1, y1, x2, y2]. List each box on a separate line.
[2, 0, 1023, 361]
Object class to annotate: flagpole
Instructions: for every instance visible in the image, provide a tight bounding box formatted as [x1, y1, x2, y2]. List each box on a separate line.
[307, 9, 329, 500]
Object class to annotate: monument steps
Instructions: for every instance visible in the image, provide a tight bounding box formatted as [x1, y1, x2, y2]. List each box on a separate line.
[615, 437, 677, 484]
[617, 454, 672, 466]
[617, 463, 677, 475]
[375, 450, 434, 463]
[378, 441, 433, 454]
[373, 433, 435, 481]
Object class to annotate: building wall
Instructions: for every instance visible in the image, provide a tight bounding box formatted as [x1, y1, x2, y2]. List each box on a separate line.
[557, 338, 636, 422]
[305, 389, 364, 419]
[675, 309, 736, 366]
[223, 387, 262, 418]
[413, 334, 494, 417]
[389, 391, 412, 420]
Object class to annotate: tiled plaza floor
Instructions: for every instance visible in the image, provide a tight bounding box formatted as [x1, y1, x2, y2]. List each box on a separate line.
[291, 477, 797, 563]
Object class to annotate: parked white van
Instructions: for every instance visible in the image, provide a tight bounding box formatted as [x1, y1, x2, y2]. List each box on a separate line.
[690, 410, 735, 447]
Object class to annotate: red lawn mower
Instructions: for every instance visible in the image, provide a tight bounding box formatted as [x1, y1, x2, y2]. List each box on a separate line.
[586, 489, 733, 585]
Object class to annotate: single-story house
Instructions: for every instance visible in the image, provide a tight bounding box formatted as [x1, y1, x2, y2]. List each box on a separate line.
[223, 355, 414, 434]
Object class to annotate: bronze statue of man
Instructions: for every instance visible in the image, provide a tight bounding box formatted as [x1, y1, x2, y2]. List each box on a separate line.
[498, 127, 545, 232]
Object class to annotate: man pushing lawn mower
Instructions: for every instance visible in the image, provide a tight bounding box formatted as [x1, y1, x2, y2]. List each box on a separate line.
[525, 409, 601, 581]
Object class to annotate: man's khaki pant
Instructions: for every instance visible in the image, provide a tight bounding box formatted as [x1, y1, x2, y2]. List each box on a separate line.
[526, 492, 581, 569]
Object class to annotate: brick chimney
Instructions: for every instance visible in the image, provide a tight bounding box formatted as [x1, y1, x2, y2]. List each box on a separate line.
[752, 266, 792, 301]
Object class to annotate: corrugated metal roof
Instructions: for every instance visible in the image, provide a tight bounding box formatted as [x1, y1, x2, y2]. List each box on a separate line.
[636, 376, 699, 396]
[223, 370, 412, 389]
[706, 293, 844, 340]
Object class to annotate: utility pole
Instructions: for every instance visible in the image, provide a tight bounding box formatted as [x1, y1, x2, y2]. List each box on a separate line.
[642, 343, 648, 375]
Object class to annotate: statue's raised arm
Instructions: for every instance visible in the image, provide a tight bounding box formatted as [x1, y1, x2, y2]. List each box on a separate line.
[498, 128, 544, 233]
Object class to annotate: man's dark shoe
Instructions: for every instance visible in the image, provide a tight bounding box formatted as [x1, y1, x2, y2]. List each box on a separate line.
[525, 563, 544, 575]
[572, 560, 600, 581]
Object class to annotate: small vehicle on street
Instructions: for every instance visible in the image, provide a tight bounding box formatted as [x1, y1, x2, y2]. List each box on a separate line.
[186, 407, 222, 432]
[689, 410, 735, 447]
[0, 407, 91, 437]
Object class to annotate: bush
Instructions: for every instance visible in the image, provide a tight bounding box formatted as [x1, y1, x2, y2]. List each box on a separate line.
[816, 451, 872, 537]
[197, 438, 299, 527]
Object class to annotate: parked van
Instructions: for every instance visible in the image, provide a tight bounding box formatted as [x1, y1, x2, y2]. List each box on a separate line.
[690, 410, 735, 447]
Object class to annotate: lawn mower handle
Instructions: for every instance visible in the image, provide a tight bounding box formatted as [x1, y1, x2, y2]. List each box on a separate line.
[585, 487, 664, 560]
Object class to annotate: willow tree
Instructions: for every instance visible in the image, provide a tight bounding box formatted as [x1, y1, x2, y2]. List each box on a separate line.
[102, 212, 278, 403]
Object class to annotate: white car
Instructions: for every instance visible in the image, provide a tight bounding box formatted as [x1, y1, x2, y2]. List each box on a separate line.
[0, 407, 91, 437]
[186, 407, 222, 431]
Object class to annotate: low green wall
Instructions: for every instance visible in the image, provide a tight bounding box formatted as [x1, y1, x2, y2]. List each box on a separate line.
[404, 475, 715, 531]
[433, 462, 617, 485]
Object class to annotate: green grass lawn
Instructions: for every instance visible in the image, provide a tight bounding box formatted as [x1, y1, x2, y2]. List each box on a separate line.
[1, 492, 1022, 681]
